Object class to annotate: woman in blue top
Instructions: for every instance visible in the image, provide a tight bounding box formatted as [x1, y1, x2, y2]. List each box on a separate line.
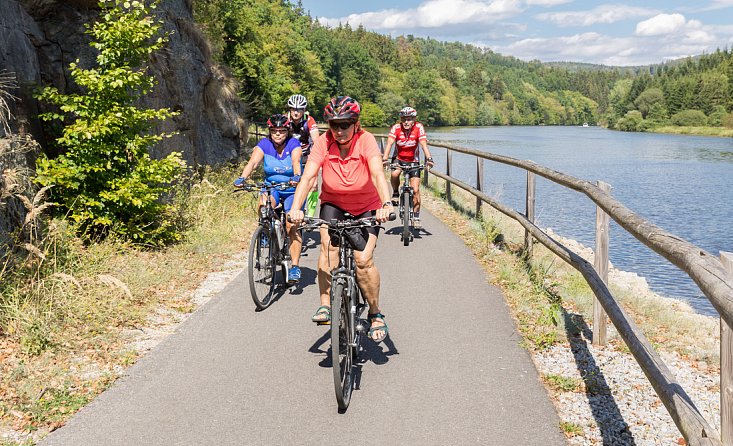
[234, 114, 304, 283]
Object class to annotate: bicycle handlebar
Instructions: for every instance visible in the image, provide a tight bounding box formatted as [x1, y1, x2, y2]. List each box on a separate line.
[389, 163, 426, 171]
[234, 181, 294, 193]
[288, 213, 396, 230]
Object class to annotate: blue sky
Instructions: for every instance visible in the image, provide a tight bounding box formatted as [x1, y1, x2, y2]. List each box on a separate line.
[299, 0, 733, 66]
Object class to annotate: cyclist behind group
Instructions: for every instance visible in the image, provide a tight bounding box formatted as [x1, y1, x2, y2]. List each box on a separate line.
[288, 96, 394, 343]
[234, 113, 304, 284]
[382, 106, 434, 229]
[287, 94, 321, 217]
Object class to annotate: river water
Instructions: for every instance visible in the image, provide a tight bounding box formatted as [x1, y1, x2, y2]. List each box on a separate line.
[373, 125, 732, 315]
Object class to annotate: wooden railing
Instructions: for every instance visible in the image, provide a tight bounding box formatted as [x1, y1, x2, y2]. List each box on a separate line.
[246, 124, 732, 445]
[373, 133, 733, 446]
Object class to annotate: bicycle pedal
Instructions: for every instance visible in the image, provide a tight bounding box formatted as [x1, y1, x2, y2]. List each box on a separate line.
[316, 321, 331, 326]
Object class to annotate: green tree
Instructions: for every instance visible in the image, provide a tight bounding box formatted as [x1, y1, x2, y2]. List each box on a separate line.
[634, 88, 666, 118]
[35, 0, 184, 244]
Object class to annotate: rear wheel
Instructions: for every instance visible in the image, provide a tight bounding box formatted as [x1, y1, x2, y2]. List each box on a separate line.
[402, 190, 411, 246]
[248, 226, 277, 310]
[331, 279, 354, 410]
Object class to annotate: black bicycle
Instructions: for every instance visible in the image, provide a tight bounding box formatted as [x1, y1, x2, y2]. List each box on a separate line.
[300, 213, 394, 410]
[239, 181, 293, 310]
[390, 162, 426, 246]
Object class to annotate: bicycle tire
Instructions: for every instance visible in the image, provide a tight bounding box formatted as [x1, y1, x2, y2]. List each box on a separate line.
[331, 279, 354, 410]
[248, 226, 277, 310]
[402, 190, 411, 246]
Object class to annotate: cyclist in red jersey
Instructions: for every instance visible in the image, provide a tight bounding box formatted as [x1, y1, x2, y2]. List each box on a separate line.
[382, 106, 434, 229]
[289, 96, 394, 343]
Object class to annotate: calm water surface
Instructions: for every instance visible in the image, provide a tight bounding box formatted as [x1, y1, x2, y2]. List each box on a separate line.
[375, 126, 732, 315]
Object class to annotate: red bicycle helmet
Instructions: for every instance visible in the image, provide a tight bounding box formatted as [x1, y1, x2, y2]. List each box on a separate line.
[323, 96, 361, 121]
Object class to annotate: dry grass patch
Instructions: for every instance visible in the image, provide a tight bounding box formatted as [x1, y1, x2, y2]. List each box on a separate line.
[0, 165, 258, 441]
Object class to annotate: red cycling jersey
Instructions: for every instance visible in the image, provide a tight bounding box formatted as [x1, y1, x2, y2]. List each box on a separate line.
[388, 122, 427, 162]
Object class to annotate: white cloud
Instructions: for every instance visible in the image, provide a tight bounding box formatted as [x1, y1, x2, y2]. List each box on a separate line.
[317, 0, 554, 30]
[635, 13, 687, 36]
[537, 5, 658, 27]
[700, 0, 733, 11]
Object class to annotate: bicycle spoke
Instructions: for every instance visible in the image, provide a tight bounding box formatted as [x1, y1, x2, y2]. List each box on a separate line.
[248, 226, 276, 310]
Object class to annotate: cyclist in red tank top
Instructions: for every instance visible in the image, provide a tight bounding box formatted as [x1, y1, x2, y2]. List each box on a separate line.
[382, 107, 434, 229]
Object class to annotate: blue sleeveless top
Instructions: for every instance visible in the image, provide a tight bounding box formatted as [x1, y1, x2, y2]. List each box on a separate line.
[258, 137, 301, 183]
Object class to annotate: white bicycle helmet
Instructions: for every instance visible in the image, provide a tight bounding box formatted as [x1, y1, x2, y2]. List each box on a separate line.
[287, 94, 308, 109]
[399, 106, 417, 118]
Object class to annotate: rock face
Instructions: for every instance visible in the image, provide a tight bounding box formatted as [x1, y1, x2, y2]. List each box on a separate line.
[0, 0, 248, 166]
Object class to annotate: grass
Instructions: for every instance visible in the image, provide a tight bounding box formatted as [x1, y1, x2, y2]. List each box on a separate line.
[0, 164, 258, 441]
[543, 374, 583, 392]
[651, 125, 733, 138]
[559, 420, 584, 437]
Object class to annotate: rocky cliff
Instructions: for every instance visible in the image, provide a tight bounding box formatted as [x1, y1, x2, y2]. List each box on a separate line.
[0, 0, 248, 166]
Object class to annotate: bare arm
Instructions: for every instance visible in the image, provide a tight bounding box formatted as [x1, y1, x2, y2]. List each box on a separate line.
[368, 155, 394, 222]
[309, 126, 320, 145]
[291, 147, 302, 176]
[420, 139, 434, 167]
[383, 136, 396, 162]
[240, 147, 265, 178]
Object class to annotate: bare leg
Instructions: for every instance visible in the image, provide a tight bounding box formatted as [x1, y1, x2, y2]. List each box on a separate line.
[410, 176, 421, 215]
[390, 169, 401, 197]
[353, 234, 386, 339]
[317, 226, 339, 308]
[287, 221, 302, 266]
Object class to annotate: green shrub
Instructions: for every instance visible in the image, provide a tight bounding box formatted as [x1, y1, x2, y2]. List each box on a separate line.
[670, 109, 708, 127]
[616, 110, 642, 131]
[35, 0, 185, 245]
[359, 101, 387, 127]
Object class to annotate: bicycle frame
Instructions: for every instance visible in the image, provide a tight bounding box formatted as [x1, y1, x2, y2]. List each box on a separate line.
[390, 163, 425, 246]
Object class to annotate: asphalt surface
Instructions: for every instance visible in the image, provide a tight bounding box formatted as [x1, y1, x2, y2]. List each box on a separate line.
[42, 209, 566, 446]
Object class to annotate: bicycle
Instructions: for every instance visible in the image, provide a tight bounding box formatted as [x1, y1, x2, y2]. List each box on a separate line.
[238, 181, 294, 310]
[390, 162, 426, 246]
[299, 213, 394, 410]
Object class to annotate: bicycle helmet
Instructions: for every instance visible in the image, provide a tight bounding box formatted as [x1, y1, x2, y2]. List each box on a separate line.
[399, 106, 417, 118]
[323, 96, 361, 122]
[267, 113, 290, 129]
[287, 94, 308, 109]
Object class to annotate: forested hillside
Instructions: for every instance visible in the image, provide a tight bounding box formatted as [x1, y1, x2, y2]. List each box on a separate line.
[608, 50, 733, 131]
[194, 0, 733, 132]
[193, 0, 619, 126]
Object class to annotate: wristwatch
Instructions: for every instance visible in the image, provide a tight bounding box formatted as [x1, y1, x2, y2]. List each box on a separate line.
[382, 201, 392, 208]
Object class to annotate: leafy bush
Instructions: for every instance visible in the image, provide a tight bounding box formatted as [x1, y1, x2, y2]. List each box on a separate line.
[616, 110, 643, 131]
[359, 101, 387, 127]
[670, 109, 708, 127]
[723, 112, 733, 129]
[35, 0, 185, 245]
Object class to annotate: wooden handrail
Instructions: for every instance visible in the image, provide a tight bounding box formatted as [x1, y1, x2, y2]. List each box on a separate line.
[428, 168, 722, 446]
[371, 132, 729, 446]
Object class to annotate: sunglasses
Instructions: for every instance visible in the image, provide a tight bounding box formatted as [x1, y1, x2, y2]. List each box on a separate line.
[401, 117, 415, 121]
[290, 108, 305, 112]
[270, 128, 288, 134]
[329, 121, 354, 130]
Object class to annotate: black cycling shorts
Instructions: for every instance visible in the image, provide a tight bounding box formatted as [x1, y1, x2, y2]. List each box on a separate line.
[319, 202, 380, 251]
[395, 159, 422, 179]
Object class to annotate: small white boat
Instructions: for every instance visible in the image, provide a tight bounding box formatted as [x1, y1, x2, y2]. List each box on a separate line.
[582, 122, 589, 127]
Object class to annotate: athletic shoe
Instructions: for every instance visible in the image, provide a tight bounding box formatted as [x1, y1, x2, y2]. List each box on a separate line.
[287, 266, 302, 283]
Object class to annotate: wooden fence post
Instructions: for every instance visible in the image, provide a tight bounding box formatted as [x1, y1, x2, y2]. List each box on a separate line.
[476, 158, 484, 218]
[446, 150, 452, 203]
[524, 171, 535, 259]
[422, 149, 429, 187]
[722, 251, 733, 446]
[593, 181, 611, 346]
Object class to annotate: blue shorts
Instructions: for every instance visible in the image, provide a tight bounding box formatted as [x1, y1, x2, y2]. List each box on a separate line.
[270, 188, 304, 213]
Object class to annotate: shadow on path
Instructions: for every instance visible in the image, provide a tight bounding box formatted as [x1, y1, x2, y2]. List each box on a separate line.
[562, 309, 636, 445]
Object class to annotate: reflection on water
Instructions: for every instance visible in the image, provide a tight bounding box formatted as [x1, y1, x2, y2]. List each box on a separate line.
[381, 126, 733, 316]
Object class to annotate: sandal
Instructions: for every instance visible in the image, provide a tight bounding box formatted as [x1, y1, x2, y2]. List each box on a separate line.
[311, 305, 331, 325]
[368, 312, 389, 343]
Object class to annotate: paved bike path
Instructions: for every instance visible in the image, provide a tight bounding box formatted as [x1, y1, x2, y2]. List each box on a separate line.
[43, 209, 565, 445]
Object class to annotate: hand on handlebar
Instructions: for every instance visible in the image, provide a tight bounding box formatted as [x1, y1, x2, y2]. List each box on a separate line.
[376, 205, 394, 223]
[288, 209, 305, 225]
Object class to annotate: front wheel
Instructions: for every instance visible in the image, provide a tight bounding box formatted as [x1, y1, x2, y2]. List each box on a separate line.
[401, 190, 412, 246]
[331, 279, 354, 410]
[248, 225, 277, 310]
